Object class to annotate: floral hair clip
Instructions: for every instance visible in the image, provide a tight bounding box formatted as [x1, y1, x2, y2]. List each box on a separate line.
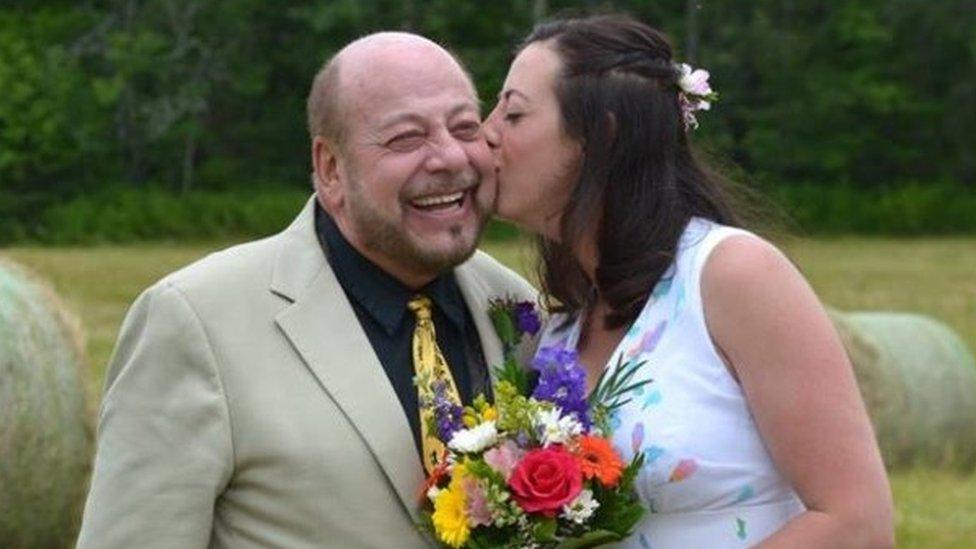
[676, 62, 718, 131]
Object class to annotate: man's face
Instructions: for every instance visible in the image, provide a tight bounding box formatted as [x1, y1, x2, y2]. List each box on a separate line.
[327, 48, 495, 284]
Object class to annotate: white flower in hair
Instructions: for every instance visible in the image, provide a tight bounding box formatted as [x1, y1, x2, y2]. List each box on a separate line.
[678, 63, 714, 98]
[675, 62, 718, 130]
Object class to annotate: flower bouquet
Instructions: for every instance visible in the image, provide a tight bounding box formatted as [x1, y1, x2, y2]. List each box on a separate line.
[420, 298, 650, 548]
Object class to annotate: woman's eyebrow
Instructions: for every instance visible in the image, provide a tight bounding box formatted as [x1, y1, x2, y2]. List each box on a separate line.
[499, 88, 531, 103]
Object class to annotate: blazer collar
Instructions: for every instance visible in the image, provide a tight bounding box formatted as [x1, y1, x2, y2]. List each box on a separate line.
[269, 196, 323, 303]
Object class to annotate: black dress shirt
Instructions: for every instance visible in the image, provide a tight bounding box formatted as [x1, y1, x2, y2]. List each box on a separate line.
[314, 205, 490, 455]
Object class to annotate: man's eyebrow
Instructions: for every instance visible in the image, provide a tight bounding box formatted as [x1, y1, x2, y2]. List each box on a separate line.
[377, 101, 480, 131]
[448, 100, 480, 118]
[377, 112, 425, 132]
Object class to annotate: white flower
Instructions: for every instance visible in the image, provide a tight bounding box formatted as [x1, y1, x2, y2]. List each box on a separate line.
[677, 63, 713, 97]
[426, 485, 442, 503]
[534, 407, 583, 447]
[447, 420, 498, 453]
[561, 489, 600, 524]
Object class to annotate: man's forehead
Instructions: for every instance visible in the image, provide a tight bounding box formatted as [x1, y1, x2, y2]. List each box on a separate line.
[345, 63, 478, 128]
[373, 100, 480, 130]
[327, 33, 480, 134]
[339, 34, 470, 89]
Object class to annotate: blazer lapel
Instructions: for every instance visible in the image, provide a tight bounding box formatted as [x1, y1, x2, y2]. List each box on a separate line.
[455, 260, 505, 382]
[269, 197, 425, 524]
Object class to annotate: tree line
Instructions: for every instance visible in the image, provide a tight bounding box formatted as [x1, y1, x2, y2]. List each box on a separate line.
[1, 0, 973, 241]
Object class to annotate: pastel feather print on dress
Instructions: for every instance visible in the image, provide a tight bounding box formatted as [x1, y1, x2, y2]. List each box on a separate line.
[735, 517, 748, 540]
[672, 282, 687, 320]
[643, 445, 666, 465]
[631, 422, 645, 454]
[626, 320, 667, 360]
[669, 458, 699, 482]
[641, 388, 663, 410]
[733, 485, 755, 504]
[651, 277, 673, 300]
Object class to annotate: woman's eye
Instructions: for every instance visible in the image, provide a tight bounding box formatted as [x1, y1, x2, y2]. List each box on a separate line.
[504, 113, 523, 123]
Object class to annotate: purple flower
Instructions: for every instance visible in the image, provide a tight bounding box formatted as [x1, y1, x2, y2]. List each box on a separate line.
[515, 301, 541, 336]
[531, 346, 591, 428]
[531, 346, 578, 370]
[431, 380, 464, 441]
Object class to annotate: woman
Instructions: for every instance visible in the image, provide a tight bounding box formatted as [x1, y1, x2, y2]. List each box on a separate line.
[483, 15, 893, 548]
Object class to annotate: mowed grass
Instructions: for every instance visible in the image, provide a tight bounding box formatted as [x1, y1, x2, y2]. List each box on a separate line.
[4, 235, 976, 547]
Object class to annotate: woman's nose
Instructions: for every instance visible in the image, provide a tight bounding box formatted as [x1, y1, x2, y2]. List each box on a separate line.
[483, 110, 500, 150]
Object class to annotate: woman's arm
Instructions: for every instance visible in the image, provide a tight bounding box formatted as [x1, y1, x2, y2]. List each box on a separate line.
[702, 235, 894, 548]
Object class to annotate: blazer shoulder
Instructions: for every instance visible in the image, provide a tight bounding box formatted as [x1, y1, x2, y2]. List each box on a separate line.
[152, 233, 286, 304]
[462, 250, 537, 302]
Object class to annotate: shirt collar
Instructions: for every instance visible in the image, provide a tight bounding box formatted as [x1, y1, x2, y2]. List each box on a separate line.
[315, 205, 467, 335]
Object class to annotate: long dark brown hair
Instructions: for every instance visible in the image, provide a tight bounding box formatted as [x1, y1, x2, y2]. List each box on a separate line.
[523, 14, 757, 329]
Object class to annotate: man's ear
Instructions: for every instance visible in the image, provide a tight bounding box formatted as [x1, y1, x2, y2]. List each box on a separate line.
[312, 135, 344, 211]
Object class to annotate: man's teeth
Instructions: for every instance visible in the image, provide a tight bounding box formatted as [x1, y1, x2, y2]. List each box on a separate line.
[412, 191, 465, 207]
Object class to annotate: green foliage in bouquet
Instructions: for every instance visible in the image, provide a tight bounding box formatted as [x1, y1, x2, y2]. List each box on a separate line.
[588, 356, 651, 436]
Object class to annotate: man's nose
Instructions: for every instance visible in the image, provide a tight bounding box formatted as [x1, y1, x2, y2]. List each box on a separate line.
[425, 133, 470, 173]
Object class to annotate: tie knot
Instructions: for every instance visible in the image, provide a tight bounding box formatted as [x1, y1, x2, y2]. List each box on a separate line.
[408, 295, 433, 321]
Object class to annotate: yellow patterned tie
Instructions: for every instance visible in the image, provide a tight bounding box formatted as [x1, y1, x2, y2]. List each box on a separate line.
[408, 295, 463, 474]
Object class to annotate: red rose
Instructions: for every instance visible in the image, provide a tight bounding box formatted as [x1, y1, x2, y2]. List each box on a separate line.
[508, 446, 583, 516]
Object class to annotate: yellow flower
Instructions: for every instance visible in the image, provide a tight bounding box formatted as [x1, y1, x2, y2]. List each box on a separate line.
[432, 483, 470, 548]
[481, 406, 498, 422]
[449, 459, 469, 489]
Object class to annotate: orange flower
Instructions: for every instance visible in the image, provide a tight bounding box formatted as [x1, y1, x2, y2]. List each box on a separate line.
[575, 435, 625, 487]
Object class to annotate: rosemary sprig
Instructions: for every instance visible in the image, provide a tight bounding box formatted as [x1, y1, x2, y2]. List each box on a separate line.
[588, 355, 652, 413]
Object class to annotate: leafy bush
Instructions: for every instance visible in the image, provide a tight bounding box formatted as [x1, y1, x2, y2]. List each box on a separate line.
[20, 187, 309, 244]
[3, 182, 974, 245]
[764, 181, 976, 235]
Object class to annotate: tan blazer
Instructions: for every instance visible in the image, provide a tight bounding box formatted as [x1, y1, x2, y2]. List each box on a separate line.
[77, 197, 538, 548]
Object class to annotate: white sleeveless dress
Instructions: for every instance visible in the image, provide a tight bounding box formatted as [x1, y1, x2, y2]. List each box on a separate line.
[535, 218, 805, 548]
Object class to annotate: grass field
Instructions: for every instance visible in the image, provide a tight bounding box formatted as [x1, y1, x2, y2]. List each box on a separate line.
[4, 236, 976, 546]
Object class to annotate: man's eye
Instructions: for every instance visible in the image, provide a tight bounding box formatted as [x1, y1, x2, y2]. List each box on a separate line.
[388, 133, 425, 150]
[504, 113, 523, 123]
[452, 122, 482, 139]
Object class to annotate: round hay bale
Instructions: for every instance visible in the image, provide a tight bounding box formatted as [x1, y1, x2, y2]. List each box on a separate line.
[0, 257, 92, 548]
[829, 309, 976, 470]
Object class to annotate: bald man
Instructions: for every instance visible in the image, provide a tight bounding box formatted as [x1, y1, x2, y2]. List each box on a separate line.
[76, 33, 537, 549]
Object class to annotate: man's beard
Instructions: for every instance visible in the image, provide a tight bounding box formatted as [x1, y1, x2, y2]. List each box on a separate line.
[344, 173, 489, 276]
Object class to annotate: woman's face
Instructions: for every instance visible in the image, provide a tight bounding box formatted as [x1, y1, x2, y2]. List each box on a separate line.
[485, 41, 581, 240]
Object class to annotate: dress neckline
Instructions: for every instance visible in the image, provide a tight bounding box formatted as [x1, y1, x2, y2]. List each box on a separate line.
[561, 289, 657, 381]
[551, 216, 707, 380]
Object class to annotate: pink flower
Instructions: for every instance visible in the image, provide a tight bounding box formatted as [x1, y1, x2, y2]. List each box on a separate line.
[484, 440, 523, 481]
[462, 477, 492, 527]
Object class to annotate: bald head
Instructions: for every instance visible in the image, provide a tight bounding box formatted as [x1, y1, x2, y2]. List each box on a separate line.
[306, 32, 476, 148]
